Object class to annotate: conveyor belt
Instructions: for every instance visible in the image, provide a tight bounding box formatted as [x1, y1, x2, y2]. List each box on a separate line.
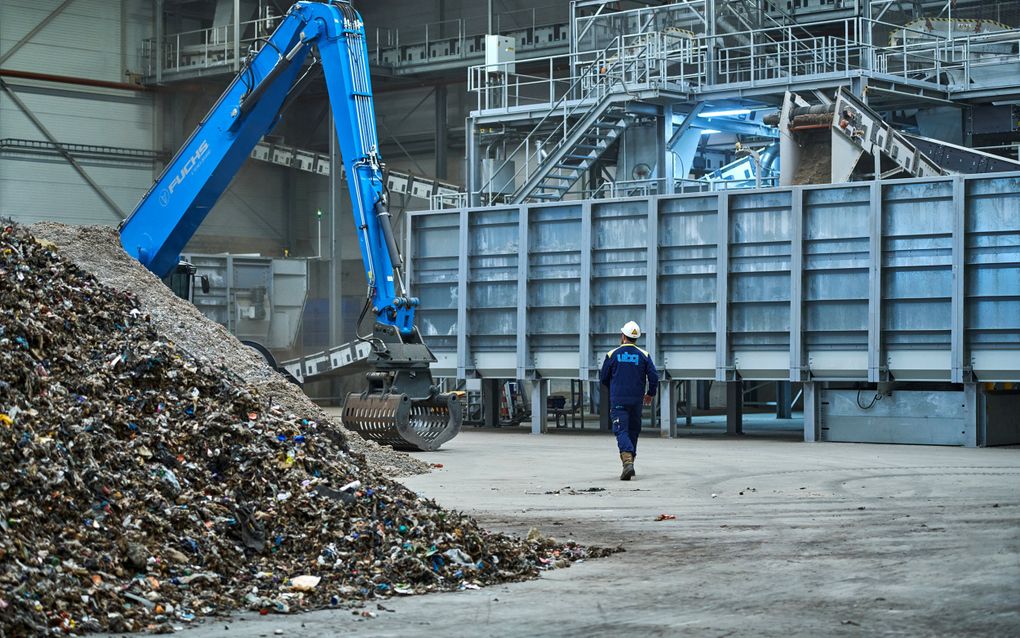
[251, 140, 462, 202]
[281, 339, 373, 384]
[772, 88, 1020, 185]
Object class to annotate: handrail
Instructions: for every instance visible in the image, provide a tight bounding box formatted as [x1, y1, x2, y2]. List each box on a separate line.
[476, 34, 626, 199]
[486, 32, 665, 201]
[143, 15, 280, 76]
[468, 12, 1020, 203]
[475, 27, 705, 202]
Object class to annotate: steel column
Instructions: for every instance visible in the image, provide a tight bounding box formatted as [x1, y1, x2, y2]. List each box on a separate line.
[516, 206, 528, 379]
[457, 209, 470, 379]
[715, 192, 731, 381]
[434, 83, 448, 179]
[726, 381, 743, 435]
[579, 201, 593, 379]
[803, 381, 821, 442]
[155, 0, 163, 84]
[963, 382, 979, 448]
[0, 80, 126, 220]
[646, 197, 658, 359]
[466, 120, 480, 206]
[660, 380, 677, 438]
[684, 380, 694, 426]
[233, 0, 241, 72]
[697, 380, 711, 410]
[659, 106, 675, 194]
[867, 181, 883, 382]
[705, 0, 716, 85]
[328, 115, 340, 345]
[951, 176, 966, 383]
[225, 256, 234, 333]
[776, 382, 793, 419]
[482, 378, 500, 427]
[120, 0, 128, 78]
[531, 379, 549, 435]
[789, 187, 805, 381]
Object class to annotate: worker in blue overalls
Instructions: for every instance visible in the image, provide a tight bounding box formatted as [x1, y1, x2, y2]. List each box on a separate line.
[599, 321, 659, 480]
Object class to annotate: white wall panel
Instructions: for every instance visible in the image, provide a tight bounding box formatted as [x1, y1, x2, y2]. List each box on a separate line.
[0, 83, 155, 225]
[0, 156, 151, 224]
[1, 84, 153, 148]
[0, 0, 157, 227]
[0, 0, 138, 81]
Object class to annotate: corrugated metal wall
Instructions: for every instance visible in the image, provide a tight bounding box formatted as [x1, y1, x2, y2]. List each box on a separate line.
[0, 0, 297, 255]
[185, 165, 291, 254]
[2, 0, 132, 82]
[0, 85, 156, 223]
[0, 0, 155, 224]
[409, 173, 1020, 383]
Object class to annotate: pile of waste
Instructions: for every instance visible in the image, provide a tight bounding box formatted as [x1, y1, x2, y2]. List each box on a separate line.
[0, 223, 614, 635]
[30, 222, 430, 478]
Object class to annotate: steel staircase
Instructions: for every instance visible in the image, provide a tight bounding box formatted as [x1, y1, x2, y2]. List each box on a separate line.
[478, 32, 661, 204]
[513, 93, 634, 203]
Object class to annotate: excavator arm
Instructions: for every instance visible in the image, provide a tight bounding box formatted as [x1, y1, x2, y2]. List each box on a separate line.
[119, 1, 460, 450]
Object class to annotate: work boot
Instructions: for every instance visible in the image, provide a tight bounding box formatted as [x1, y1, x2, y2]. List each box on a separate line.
[619, 452, 635, 481]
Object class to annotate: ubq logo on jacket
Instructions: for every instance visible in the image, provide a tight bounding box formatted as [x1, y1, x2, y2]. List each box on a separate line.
[599, 344, 659, 405]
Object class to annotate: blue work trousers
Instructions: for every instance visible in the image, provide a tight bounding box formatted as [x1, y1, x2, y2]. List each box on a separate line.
[611, 403, 643, 456]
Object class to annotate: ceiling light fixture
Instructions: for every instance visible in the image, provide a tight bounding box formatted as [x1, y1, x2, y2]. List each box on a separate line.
[700, 108, 752, 118]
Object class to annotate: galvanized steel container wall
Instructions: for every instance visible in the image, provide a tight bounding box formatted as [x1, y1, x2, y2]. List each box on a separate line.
[408, 173, 1020, 383]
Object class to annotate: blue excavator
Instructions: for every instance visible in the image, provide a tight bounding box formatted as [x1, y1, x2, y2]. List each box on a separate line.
[118, 1, 461, 451]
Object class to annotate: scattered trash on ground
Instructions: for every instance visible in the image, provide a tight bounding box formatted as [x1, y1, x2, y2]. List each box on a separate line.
[540, 486, 607, 496]
[0, 223, 619, 635]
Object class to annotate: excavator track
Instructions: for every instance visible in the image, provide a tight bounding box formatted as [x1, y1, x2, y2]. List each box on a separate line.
[342, 392, 462, 452]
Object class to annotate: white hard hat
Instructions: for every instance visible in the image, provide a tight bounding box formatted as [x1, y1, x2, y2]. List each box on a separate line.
[621, 321, 641, 339]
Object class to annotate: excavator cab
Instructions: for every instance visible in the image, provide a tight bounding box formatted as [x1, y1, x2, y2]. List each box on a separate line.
[163, 260, 209, 302]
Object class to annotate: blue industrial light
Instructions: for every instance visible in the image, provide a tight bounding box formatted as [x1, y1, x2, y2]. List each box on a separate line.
[701, 108, 752, 118]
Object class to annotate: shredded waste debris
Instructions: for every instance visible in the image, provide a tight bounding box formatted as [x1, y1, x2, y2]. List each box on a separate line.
[29, 223, 428, 478]
[542, 487, 607, 495]
[0, 223, 618, 635]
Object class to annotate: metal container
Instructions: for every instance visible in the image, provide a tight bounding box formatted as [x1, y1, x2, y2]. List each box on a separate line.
[409, 173, 1020, 383]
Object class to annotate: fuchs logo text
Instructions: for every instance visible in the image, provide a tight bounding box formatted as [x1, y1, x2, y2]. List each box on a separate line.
[159, 140, 210, 206]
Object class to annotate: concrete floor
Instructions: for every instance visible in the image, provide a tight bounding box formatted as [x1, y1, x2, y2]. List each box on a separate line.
[174, 430, 1020, 637]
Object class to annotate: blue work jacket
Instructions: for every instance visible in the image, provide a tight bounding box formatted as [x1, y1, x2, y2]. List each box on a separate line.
[599, 343, 659, 405]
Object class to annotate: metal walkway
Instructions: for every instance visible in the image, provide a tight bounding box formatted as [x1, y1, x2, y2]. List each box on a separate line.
[466, 2, 1020, 206]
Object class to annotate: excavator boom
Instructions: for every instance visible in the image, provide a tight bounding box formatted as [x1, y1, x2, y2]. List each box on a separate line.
[119, 1, 460, 451]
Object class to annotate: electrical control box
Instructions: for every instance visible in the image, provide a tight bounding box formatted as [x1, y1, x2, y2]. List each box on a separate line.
[485, 34, 515, 74]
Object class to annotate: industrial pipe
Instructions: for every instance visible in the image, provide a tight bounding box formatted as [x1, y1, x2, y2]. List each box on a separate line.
[0, 68, 150, 92]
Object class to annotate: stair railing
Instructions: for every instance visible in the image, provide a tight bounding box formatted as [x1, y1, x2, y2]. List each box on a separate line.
[477, 36, 625, 201]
